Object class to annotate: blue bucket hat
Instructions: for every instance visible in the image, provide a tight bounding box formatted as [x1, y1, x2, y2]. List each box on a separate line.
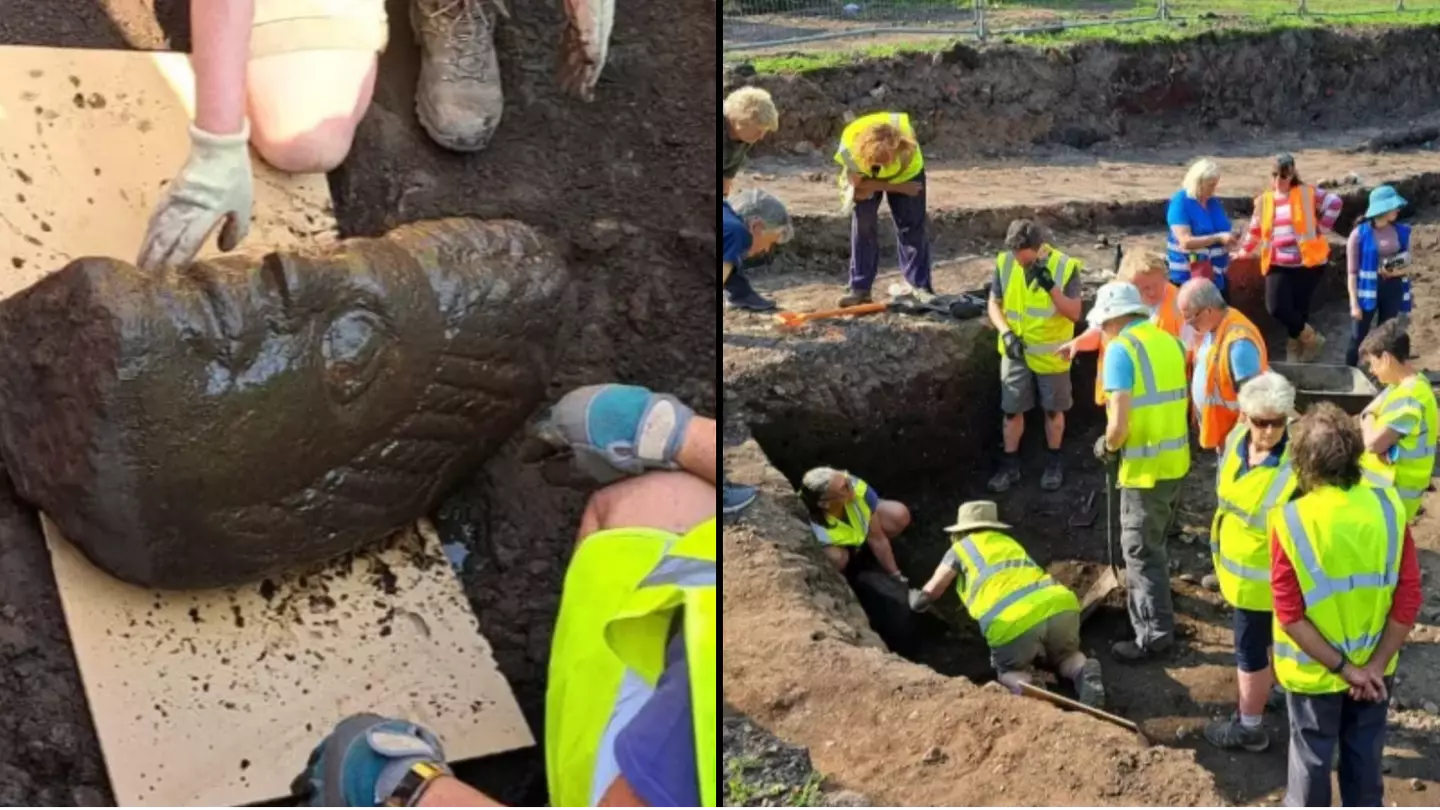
[1364, 185, 1407, 220]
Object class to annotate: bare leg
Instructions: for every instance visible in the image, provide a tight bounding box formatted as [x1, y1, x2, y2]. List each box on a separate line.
[1056, 651, 1087, 681]
[575, 470, 716, 547]
[1238, 666, 1274, 718]
[866, 532, 900, 577]
[1003, 413, 1024, 453]
[873, 500, 911, 539]
[1044, 410, 1065, 451]
[246, 49, 378, 172]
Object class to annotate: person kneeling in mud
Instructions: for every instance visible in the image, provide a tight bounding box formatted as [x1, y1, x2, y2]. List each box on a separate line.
[799, 466, 911, 584]
[908, 500, 1105, 708]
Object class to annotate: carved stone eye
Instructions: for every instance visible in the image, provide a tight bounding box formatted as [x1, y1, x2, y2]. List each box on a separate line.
[322, 310, 387, 404]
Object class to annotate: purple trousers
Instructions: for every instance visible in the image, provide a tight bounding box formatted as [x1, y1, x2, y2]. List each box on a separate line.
[849, 170, 932, 292]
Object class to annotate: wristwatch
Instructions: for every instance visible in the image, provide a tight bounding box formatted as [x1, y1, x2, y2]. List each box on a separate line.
[1328, 657, 1346, 675]
[384, 761, 447, 807]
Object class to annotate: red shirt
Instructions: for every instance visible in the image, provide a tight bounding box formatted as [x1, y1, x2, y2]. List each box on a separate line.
[1271, 527, 1422, 626]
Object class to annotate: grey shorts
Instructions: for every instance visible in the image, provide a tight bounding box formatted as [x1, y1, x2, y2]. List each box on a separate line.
[1000, 356, 1073, 415]
[989, 610, 1081, 674]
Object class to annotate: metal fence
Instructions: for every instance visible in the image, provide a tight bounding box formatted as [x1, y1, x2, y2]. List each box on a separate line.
[723, 0, 1440, 52]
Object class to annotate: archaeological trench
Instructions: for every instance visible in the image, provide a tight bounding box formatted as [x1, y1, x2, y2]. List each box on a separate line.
[724, 25, 1440, 807]
[0, 0, 716, 804]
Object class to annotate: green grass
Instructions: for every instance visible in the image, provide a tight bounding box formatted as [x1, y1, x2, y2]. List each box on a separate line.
[734, 2, 1440, 74]
[724, 755, 828, 807]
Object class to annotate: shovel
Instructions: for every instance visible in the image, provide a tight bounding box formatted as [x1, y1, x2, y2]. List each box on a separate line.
[1079, 470, 1121, 624]
[774, 302, 887, 329]
[1015, 681, 1148, 744]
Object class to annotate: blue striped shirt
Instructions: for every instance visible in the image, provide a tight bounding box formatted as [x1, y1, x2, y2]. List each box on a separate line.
[1166, 190, 1232, 289]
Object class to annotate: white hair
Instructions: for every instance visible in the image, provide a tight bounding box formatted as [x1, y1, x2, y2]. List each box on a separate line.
[1237, 371, 1296, 418]
[1183, 158, 1221, 199]
[1179, 277, 1226, 312]
[724, 86, 779, 132]
[731, 188, 793, 244]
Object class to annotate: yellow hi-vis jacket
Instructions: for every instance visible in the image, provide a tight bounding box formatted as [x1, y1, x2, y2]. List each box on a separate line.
[1359, 374, 1438, 522]
[834, 112, 925, 185]
[1111, 321, 1191, 488]
[949, 529, 1079, 647]
[809, 475, 873, 548]
[1210, 425, 1297, 611]
[995, 247, 1082, 375]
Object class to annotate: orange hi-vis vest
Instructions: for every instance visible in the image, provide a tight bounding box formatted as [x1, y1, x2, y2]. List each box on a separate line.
[1094, 284, 1186, 406]
[1196, 308, 1269, 450]
[1258, 186, 1331, 275]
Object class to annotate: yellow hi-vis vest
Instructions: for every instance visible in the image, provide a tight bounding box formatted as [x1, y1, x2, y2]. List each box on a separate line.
[1359, 374, 1438, 522]
[809, 475, 873, 548]
[1112, 321, 1191, 489]
[995, 247, 1082, 374]
[833, 112, 925, 185]
[546, 518, 717, 807]
[950, 530, 1079, 647]
[1272, 487, 1403, 696]
[1210, 425, 1297, 611]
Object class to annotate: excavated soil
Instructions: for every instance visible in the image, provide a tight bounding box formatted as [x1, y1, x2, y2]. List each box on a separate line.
[0, 0, 714, 804]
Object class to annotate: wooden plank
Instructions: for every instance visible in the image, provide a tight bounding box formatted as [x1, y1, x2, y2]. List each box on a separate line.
[2, 45, 533, 806]
[44, 516, 534, 807]
[0, 44, 335, 296]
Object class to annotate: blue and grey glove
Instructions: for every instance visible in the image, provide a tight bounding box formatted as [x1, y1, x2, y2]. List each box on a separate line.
[527, 384, 695, 486]
[292, 713, 450, 807]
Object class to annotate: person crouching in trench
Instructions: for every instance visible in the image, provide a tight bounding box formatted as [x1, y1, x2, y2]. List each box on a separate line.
[907, 500, 1105, 708]
[800, 467, 911, 585]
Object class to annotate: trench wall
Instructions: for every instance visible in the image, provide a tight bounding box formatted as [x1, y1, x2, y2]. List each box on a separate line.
[728, 26, 1440, 157]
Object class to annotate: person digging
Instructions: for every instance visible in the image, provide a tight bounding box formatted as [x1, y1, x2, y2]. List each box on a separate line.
[986, 219, 1084, 492]
[908, 500, 1105, 708]
[798, 466, 911, 583]
[1092, 281, 1191, 662]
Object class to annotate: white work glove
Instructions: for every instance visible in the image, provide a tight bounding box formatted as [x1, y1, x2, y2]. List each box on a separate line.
[138, 122, 254, 272]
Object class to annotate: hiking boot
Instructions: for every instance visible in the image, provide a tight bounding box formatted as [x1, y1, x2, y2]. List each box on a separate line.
[987, 458, 1021, 493]
[1203, 714, 1270, 752]
[1111, 639, 1170, 663]
[725, 289, 777, 312]
[837, 288, 872, 307]
[1040, 453, 1064, 491]
[411, 0, 508, 152]
[1076, 658, 1106, 709]
[1285, 338, 1301, 363]
[1299, 324, 1326, 362]
[722, 483, 758, 516]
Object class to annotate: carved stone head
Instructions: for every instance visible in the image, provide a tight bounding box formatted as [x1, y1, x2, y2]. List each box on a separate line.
[0, 219, 570, 588]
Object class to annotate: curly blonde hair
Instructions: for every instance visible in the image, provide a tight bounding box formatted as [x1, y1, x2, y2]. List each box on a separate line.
[1116, 247, 1167, 281]
[724, 87, 779, 132]
[851, 122, 916, 171]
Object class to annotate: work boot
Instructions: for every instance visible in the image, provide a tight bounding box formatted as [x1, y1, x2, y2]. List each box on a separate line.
[1285, 338, 1301, 363]
[837, 288, 872, 307]
[1111, 639, 1170, 663]
[411, 0, 508, 152]
[1040, 451, 1064, 491]
[1075, 658, 1106, 709]
[987, 455, 1021, 493]
[722, 482, 758, 516]
[1298, 324, 1326, 363]
[725, 289, 777, 312]
[1203, 714, 1270, 752]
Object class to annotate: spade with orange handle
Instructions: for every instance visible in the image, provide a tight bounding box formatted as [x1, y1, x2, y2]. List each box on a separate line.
[774, 302, 887, 328]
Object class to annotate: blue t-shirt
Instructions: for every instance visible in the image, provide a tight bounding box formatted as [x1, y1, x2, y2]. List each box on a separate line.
[1101, 322, 1146, 392]
[1166, 190, 1232, 287]
[614, 633, 698, 806]
[1236, 432, 1287, 475]
[1190, 333, 1262, 411]
[723, 202, 752, 267]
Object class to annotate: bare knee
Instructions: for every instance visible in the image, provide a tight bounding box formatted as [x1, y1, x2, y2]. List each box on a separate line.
[876, 499, 910, 537]
[251, 121, 356, 173]
[575, 471, 716, 548]
[823, 546, 850, 572]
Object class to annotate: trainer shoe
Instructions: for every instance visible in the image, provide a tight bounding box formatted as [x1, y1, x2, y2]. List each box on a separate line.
[1076, 658, 1106, 709]
[1040, 453, 1064, 491]
[987, 458, 1022, 493]
[412, 0, 508, 151]
[837, 288, 872, 307]
[1203, 714, 1270, 752]
[723, 483, 758, 516]
[724, 289, 777, 312]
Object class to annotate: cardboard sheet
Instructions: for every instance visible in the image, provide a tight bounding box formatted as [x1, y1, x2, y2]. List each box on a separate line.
[0, 44, 335, 290]
[3, 45, 534, 806]
[44, 517, 534, 807]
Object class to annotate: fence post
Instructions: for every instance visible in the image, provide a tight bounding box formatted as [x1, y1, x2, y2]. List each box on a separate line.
[975, 0, 988, 42]
[1397, 0, 1405, 10]
[1297, 0, 1307, 13]
[1158, 0, 1169, 22]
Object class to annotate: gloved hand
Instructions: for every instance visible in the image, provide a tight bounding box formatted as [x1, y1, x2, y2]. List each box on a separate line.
[526, 384, 695, 486]
[292, 713, 451, 807]
[1025, 261, 1055, 293]
[908, 588, 932, 613]
[1093, 435, 1119, 466]
[1002, 331, 1026, 362]
[137, 122, 254, 272]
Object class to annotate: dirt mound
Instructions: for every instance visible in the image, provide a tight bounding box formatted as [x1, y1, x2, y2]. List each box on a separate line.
[728, 26, 1440, 158]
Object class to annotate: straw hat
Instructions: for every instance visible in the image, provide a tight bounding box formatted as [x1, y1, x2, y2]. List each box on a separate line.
[943, 500, 1012, 534]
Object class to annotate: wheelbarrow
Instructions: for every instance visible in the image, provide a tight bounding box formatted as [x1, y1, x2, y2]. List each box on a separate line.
[1270, 361, 1378, 416]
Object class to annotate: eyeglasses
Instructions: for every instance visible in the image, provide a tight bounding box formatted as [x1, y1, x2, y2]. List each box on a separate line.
[1249, 415, 1287, 429]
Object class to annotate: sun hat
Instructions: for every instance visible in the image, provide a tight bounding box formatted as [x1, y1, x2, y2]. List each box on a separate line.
[1364, 184, 1407, 221]
[1086, 281, 1151, 328]
[943, 501, 1012, 534]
